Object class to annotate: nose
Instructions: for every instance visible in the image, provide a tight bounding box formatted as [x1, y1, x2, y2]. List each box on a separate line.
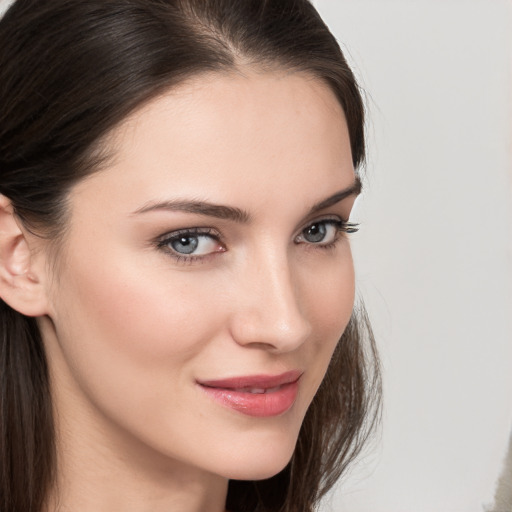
[229, 250, 312, 353]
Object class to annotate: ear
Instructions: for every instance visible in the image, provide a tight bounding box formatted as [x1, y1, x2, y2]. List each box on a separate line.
[0, 195, 50, 317]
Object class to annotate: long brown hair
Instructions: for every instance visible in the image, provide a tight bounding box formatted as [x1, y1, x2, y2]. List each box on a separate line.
[0, 1, 381, 511]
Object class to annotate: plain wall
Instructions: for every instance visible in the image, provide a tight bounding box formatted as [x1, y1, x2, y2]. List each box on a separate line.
[314, 1, 512, 511]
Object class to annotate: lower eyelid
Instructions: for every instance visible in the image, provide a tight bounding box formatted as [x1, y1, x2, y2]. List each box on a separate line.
[296, 220, 340, 241]
[155, 230, 226, 264]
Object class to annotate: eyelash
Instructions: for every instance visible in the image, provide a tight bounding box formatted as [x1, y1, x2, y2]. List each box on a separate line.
[295, 219, 359, 250]
[156, 220, 359, 264]
[156, 227, 222, 264]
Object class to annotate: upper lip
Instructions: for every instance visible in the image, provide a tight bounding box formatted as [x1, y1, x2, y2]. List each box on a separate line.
[198, 369, 303, 390]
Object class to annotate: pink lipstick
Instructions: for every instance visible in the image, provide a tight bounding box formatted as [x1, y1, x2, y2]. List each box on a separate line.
[198, 370, 302, 417]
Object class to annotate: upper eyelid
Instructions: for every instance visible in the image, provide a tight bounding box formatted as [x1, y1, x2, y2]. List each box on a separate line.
[296, 215, 344, 233]
[155, 216, 347, 241]
[154, 228, 223, 260]
[156, 226, 220, 241]
[155, 228, 224, 261]
[295, 217, 359, 241]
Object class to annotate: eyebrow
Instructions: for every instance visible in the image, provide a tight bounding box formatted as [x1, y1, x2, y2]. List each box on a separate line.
[133, 199, 250, 222]
[308, 177, 361, 214]
[132, 177, 361, 223]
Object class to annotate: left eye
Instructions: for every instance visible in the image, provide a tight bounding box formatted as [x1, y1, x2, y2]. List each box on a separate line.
[163, 232, 222, 256]
[296, 220, 342, 245]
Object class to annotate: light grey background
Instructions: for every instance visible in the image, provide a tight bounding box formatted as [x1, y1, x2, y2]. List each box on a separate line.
[0, 2, 8, 17]
[314, 1, 512, 511]
[1, 0, 511, 510]
[0, 0, 10, 17]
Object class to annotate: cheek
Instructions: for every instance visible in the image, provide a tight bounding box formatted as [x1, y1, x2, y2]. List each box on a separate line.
[49, 248, 230, 411]
[306, 246, 355, 337]
[66, 268, 222, 359]
[296, 246, 355, 395]
[46, 253, 241, 466]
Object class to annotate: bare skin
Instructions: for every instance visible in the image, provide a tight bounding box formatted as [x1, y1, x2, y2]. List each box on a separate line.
[0, 70, 358, 512]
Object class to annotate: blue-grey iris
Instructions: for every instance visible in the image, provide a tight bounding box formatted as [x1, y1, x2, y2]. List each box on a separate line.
[171, 236, 199, 254]
[303, 223, 326, 243]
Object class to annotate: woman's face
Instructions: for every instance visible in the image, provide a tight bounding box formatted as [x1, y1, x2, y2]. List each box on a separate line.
[40, 70, 359, 481]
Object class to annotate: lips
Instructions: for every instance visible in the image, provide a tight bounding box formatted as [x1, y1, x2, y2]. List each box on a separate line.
[198, 370, 302, 417]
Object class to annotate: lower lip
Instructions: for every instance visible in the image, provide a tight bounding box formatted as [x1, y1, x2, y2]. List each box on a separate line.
[199, 381, 299, 417]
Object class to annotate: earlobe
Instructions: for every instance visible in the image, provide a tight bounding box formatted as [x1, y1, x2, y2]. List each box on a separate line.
[0, 195, 49, 317]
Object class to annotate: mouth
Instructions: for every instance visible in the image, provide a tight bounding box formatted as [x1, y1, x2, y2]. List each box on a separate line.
[197, 370, 302, 417]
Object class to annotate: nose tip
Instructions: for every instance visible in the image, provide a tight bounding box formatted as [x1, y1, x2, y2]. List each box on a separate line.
[233, 314, 311, 352]
[230, 265, 312, 353]
[231, 305, 312, 353]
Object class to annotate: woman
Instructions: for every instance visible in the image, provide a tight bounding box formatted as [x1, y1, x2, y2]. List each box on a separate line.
[0, 1, 381, 511]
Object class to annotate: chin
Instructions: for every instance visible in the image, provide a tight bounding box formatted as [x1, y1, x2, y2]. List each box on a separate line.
[213, 432, 299, 482]
[224, 457, 292, 482]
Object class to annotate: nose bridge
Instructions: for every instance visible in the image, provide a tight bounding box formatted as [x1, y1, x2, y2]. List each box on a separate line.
[232, 242, 312, 351]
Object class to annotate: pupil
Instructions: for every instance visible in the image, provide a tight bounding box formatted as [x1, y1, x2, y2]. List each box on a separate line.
[305, 223, 326, 243]
[171, 236, 198, 254]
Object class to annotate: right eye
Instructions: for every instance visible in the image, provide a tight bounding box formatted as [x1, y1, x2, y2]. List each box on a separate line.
[157, 228, 225, 261]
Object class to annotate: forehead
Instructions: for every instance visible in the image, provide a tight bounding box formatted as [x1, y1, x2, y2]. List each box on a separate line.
[75, 70, 355, 213]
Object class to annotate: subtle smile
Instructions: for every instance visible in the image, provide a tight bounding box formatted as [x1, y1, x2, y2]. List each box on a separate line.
[197, 370, 302, 417]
